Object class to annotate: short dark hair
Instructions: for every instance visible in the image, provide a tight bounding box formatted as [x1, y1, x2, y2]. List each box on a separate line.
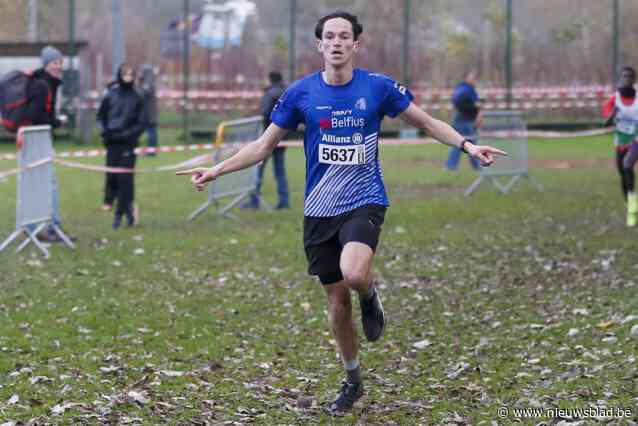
[315, 11, 363, 41]
[621, 66, 636, 79]
[268, 71, 283, 84]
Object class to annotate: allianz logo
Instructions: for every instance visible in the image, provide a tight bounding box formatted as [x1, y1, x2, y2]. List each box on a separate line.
[321, 133, 365, 144]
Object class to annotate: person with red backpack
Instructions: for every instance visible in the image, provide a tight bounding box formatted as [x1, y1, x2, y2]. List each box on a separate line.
[25, 47, 66, 129]
[17, 46, 75, 242]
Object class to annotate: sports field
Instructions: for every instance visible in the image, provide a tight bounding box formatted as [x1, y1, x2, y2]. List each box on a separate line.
[1, 135, 637, 424]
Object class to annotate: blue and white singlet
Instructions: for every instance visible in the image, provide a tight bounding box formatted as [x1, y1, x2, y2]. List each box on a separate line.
[271, 68, 414, 217]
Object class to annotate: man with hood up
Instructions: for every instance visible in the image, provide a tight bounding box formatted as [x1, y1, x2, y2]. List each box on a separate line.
[97, 63, 146, 229]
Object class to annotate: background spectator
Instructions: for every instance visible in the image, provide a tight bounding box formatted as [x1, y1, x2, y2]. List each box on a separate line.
[97, 63, 146, 229]
[138, 64, 159, 157]
[243, 71, 289, 209]
[25, 46, 75, 242]
[445, 70, 482, 171]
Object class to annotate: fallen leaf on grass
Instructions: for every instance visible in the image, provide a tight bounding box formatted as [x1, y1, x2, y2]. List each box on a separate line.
[446, 362, 471, 380]
[567, 328, 579, 338]
[160, 370, 184, 377]
[127, 390, 149, 405]
[598, 320, 616, 330]
[412, 339, 432, 350]
[51, 402, 82, 415]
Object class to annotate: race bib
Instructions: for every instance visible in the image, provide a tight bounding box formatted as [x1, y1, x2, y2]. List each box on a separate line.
[617, 120, 637, 136]
[318, 144, 366, 165]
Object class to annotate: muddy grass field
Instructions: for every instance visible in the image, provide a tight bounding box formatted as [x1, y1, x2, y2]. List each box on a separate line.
[0, 135, 637, 424]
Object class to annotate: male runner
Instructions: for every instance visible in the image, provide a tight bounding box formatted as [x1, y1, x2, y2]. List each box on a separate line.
[178, 11, 506, 414]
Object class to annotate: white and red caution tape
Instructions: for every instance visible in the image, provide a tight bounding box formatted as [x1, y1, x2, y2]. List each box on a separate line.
[0, 157, 54, 179]
[88, 85, 613, 102]
[78, 99, 608, 113]
[0, 127, 613, 163]
[0, 152, 218, 179]
[55, 152, 218, 174]
[0, 167, 18, 179]
[1, 143, 217, 162]
[0, 127, 616, 179]
[81, 84, 614, 114]
[0, 138, 441, 164]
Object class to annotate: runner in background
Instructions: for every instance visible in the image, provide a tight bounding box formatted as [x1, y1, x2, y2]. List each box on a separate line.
[603, 66, 638, 227]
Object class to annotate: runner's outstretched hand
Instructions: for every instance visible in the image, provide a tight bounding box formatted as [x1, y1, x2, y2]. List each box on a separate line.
[467, 145, 508, 167]
[176, 167, 217, 191]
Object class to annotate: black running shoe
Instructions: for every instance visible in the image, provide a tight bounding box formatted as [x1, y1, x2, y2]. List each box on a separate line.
[360, 286, 385, 342]
[326, 380, 363, 415]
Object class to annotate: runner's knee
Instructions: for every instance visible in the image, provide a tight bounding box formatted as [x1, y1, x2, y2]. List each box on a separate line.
[341, 266, 368, 286]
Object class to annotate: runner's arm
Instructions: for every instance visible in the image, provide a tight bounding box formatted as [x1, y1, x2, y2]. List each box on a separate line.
[602, 95, 616, 127]
[176, 123, 288, 190]
[398, 102, 507, 166]
[604, 108, 617, 128]
[214, 123, 288, 175]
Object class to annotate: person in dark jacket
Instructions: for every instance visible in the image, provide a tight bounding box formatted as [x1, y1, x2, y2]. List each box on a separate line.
[242, 71, 289, 209]
[138, 64, 159, 157]
[444, 70, 482, 171]
[26, 50, 64, 129]
[25, 46, 75, 242]
[96, 63, 146, 229]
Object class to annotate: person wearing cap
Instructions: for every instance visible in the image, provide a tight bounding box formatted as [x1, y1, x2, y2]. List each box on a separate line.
[26, 46, 65, 128]
[24, 45, 76, 243]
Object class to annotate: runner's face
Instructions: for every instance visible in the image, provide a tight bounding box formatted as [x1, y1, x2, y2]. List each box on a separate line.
[318, 18, 359, 68]
[621, 70, 635, 88]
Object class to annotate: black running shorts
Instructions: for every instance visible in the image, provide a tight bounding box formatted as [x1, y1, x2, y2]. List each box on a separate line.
[303, 204, 386, 278]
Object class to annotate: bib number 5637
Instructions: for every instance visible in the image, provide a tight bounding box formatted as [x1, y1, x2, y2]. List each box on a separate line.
[319, 144, 366, 165]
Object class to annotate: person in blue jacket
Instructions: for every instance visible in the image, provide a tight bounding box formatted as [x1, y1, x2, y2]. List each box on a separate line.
[445, 70, 483, 171]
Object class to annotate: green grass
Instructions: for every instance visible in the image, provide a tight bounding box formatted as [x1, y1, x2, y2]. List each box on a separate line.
[1, 135, 637, 424]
